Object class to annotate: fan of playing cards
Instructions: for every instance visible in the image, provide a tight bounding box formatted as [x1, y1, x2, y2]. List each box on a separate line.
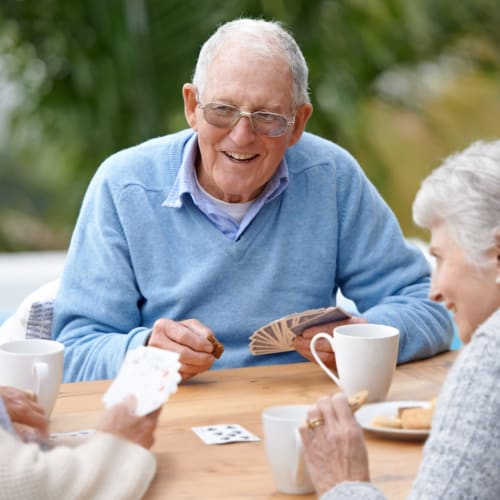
[249, 306, 351, 355]
[102, 346, 181, 416]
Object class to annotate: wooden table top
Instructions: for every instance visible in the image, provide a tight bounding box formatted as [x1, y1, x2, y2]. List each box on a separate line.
[51, 350, 457, 500]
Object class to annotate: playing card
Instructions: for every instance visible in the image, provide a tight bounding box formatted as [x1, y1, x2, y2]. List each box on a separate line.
[249, 306, 351, 355]
[102, 346, 181, 416]
[192, 424, 260, 445]
[49, 429, 95, 440]
[49, 429, 95, 446]
[288, 306, 351, 335]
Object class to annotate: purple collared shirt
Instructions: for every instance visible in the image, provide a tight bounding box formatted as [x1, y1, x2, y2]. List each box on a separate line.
[163, 134, 289, 240]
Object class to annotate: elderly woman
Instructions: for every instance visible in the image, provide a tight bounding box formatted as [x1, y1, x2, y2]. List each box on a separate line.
[299, 139, 500, 499]
[1, 385, 159, 499]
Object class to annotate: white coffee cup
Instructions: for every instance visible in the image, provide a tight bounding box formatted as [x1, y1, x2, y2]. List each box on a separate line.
[310, 323, 399, 403]
[262, 404, 314, 495]
[0, 339, 64, 416]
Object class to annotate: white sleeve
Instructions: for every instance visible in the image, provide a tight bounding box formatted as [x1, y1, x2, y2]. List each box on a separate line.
[0, 429, 156, 500]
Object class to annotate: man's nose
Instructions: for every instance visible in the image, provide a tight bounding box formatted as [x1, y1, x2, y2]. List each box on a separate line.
[229, 113, 256, 142]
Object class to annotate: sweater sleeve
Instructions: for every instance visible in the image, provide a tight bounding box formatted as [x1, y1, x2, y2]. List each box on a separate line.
[321, 481, 386, 500]
[334, 149, 453, 362]
[0, 430, 156, 500]
[52, 156, 153, 383]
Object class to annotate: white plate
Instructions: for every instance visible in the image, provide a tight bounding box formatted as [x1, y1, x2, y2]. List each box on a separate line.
[355, 401, 431, 441]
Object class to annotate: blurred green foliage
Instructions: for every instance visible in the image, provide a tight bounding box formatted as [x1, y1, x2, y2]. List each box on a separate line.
[0, 0, 499, 250]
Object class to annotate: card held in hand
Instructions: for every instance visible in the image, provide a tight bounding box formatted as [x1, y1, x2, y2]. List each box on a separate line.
[249, 306, 351, 356]
[102, 346, 181, 416]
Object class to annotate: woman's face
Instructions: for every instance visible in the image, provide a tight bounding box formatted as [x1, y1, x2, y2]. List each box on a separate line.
[429, 222, 500, 343]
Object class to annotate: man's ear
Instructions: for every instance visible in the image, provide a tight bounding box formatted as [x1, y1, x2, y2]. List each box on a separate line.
[288, 103, 313, 147]
[183, 83, 198, 130]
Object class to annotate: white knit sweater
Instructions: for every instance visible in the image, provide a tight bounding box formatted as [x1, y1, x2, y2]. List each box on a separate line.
[0, 427, 156, 500]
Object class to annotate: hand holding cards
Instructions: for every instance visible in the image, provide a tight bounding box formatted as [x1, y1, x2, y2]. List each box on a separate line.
[249, 306, 351, 355]
[102, 346, 181, 416]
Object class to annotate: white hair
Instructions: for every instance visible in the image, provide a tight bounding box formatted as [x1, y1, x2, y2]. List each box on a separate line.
[192, 18, 310, 108]
[412, 139, 500, 267]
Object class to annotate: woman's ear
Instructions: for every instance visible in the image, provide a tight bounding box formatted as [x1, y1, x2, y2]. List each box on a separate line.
[182, 83, 198, 130]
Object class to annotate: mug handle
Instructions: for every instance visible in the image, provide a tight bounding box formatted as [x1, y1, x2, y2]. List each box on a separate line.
[33, 361, 49, 398]
[310, 332, 343, 389]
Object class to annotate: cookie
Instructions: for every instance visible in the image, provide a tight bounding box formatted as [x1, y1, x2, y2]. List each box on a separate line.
[371, 400, 436, 430]
[399, 407, 433, 430]
[371, 415, 403, 429]
[348, 390, 369, 413]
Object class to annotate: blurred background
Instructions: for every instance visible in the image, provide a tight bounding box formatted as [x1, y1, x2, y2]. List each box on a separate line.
[0, 0, 499, 252]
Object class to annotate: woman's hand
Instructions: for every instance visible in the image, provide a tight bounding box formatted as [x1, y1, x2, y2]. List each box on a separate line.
[0, 385, 49, 440]
[97, 395, 161, 449]
[299, 392, 370, 497]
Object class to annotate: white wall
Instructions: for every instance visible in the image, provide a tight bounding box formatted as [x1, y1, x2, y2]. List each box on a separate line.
[0, 251, 66, 316]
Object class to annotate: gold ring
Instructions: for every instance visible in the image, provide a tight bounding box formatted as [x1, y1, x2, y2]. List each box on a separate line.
[307, 417, 325, 430]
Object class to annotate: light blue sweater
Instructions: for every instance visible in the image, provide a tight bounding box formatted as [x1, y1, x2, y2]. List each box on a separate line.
[53, 130, 453, 382]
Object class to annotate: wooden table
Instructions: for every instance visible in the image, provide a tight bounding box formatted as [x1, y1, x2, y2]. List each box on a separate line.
[51, 350, 457, 500]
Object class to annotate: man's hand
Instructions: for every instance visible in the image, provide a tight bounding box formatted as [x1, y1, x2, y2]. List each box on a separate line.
[147, 318, 216, 381]
[293, 316, 367, 369]
[0, 385, 49, 440]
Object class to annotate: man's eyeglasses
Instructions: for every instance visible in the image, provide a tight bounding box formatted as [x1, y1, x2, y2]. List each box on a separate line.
[197, 102, 295, 137]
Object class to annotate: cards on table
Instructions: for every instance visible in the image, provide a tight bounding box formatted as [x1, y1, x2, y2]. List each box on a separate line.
[249, 306, 351, 355]
[48, 429, 95, 447]
[102, 346, 181, 416]
[192, 424, 260, 445]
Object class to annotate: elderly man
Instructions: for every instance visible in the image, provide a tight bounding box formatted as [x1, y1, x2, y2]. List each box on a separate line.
[53, 18, 453, 382]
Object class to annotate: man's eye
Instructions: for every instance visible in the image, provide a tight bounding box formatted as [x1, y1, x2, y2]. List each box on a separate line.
[213, 105, 235, 116]
[256, 113, 279, 124]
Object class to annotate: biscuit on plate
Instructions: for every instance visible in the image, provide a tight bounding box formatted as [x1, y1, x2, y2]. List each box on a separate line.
[371, 398, 437, 430]
[399, 407, 434, 430]
[371, 415, 403, 429]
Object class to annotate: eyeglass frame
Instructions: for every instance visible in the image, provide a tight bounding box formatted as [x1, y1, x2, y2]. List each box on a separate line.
[196, 101, 296, 137]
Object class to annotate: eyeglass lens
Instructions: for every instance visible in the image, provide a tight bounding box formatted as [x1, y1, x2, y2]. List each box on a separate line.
[201, 103, 292, 137]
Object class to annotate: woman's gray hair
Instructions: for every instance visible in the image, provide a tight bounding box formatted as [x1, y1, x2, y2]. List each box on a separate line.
[413, 140, 500, 267]
[192, 18, 310, 108]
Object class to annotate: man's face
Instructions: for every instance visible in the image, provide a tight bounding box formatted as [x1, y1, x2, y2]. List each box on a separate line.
[183, 45, 312, 203]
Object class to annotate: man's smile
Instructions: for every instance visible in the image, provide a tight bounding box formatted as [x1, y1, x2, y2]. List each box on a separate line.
[224, 151, 259, 162]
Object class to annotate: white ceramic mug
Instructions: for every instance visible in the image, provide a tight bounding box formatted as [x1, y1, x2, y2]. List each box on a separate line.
[0, 339, 64, 416]
[261, 404, 314, 495]
[310, 323, 399, 403]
